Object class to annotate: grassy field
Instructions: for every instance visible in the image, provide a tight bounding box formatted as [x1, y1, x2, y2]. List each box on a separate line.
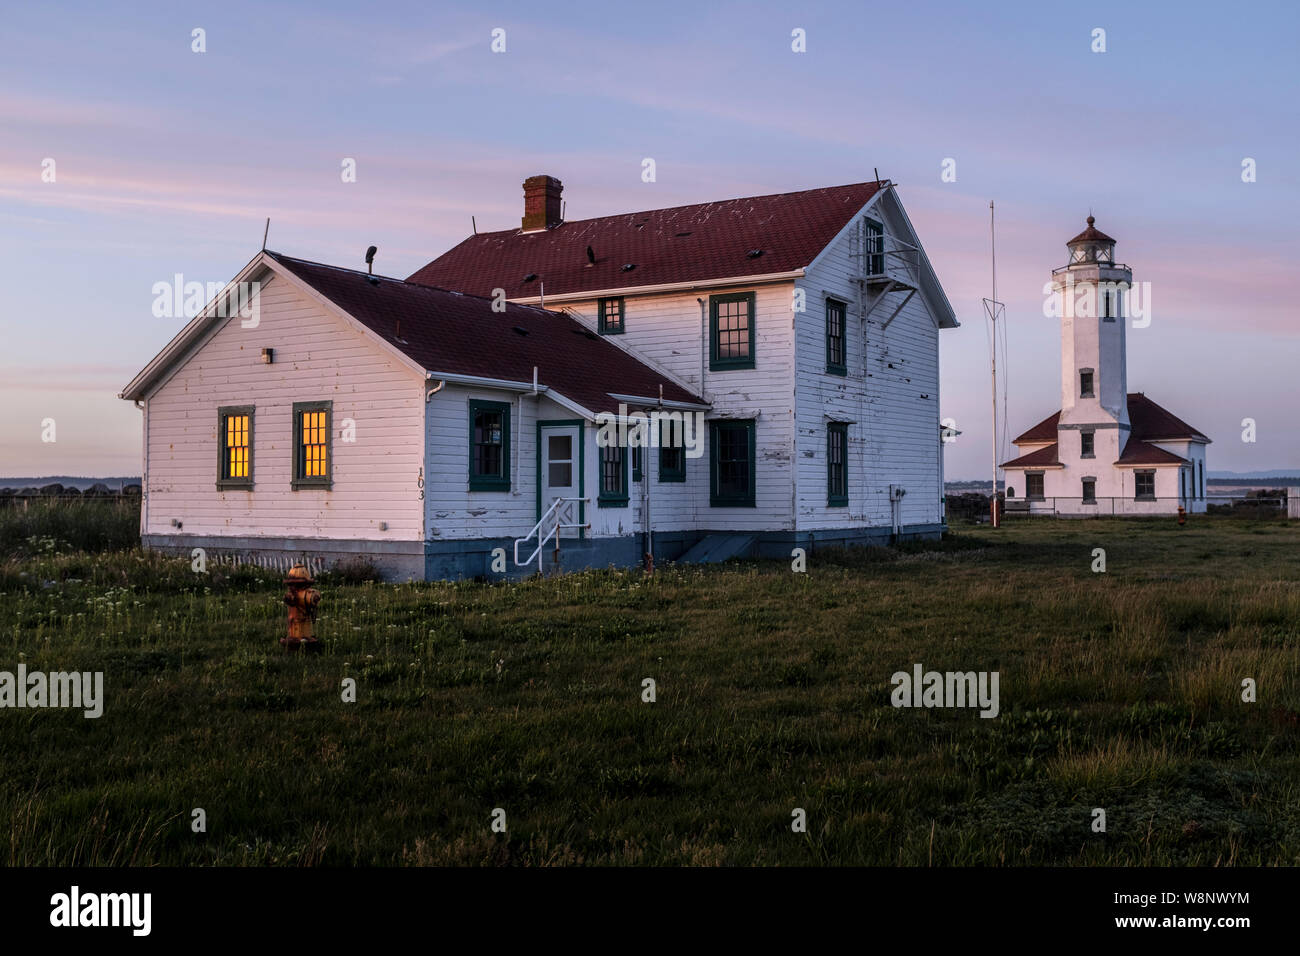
[2, 502, 1298, 865]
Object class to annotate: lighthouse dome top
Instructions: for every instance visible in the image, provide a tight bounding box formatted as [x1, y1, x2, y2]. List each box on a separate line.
[1067, 215, 1116, 246]
[1065, 215, 1116, 265]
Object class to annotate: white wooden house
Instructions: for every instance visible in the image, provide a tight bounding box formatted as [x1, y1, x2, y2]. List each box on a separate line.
[121, 176, 958, 580]
[1002, 218, 1210, 516]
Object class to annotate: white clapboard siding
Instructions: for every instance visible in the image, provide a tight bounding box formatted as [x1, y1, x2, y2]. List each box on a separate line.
[561, 284, 797, 532]
[795, 205, 943, 531]
[424, 387, 569, 540]
[144, 277, 425, 539]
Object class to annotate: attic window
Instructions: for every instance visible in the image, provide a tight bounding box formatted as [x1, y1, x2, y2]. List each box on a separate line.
[598, 297, 624, 335]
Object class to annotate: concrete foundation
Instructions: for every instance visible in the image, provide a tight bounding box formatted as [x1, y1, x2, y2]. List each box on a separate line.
[143, 522, 945, 582]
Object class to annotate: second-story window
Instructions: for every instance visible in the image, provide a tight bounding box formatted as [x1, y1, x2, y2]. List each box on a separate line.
[710, 292, 756, 370]
[1080, 369, 1094, 398]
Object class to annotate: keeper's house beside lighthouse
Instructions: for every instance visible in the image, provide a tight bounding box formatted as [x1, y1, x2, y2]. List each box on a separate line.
[119, 175, 957, 579]
[1001, 218, 1210, 516]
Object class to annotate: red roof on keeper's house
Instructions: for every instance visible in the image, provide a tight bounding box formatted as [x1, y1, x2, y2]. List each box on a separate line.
[406, 182, 884, 298]
[268, 252, 704, 416]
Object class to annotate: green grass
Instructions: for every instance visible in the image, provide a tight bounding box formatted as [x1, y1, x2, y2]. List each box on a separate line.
[2, 512, 1298, 865]
[0, 498, 139, 556]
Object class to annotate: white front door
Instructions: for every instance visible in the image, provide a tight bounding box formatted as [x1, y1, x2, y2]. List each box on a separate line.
[539, 424, 581, 537]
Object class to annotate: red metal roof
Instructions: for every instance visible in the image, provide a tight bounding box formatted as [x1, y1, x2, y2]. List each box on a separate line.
[1115, 440, 1188, 466]
[268, 252, 704, 416]
[1125, 393, 1210, 443]
[1012, 411, 1061, 444]
[1011, 394, 1208, 445]
[1001, 443, 1062, 469]
[406, 182, 884, 298]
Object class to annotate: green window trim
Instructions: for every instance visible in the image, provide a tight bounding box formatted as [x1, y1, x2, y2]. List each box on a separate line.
[291, 401, 332, 490]
[826, 298, 848, 375]
[598, 296, 625, 335]
[865, 218, 884, 276]
[658, 419, 686, 483]
[709, 419, 756, 507]
[216, 405, 255, 490]
[597, 442, 629, 507]
[631, 444, 643, 483]
[827, 422, 848, 507]
[709, 292, 756, 370]
[469, 399, 511, 491]
[535, 419, 585, 538]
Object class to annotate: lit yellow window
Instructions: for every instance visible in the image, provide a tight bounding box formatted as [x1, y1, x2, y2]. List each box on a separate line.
[301, 410, 327, 478]
[224, 414, 250, 480]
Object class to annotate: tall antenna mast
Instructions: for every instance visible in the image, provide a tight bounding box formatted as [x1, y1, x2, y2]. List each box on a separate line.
[983, 201, 1006, 528]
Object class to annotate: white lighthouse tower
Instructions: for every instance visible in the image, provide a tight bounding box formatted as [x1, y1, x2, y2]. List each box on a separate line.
[1054, 216, 1130, 437]
[1003, 215, 1210, 516]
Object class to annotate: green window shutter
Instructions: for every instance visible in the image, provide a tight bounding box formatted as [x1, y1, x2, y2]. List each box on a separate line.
[709, 419, 756, 507]
[469, 399, 511, 491]
[709, 292, 756, 370]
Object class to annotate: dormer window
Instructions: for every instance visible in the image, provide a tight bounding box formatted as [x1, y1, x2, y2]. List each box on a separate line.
[598, 296, 624, 335]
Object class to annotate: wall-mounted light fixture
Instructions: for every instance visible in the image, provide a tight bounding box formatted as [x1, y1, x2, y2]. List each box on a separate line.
[261, 348, 274, 364]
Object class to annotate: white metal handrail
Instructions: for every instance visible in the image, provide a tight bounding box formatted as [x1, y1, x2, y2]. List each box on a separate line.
[514, 496, 588, 572]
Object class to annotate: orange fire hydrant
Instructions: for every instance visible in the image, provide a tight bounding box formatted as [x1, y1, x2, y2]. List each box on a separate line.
[1177, 505, 1186, 526]
[282, 563, 322, 652]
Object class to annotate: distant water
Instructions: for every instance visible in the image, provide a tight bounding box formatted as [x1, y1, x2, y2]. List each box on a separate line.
[0, 476, 140, 491]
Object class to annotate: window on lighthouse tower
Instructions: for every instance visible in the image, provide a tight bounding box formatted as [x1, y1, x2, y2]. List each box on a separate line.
[1080, 370, 1094, 398]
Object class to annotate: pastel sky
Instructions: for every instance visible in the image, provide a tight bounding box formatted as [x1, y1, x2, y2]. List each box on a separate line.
[1, 0, 1296, 479]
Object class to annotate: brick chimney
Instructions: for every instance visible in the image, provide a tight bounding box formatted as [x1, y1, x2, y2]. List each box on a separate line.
[522, 175, 563, 231]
